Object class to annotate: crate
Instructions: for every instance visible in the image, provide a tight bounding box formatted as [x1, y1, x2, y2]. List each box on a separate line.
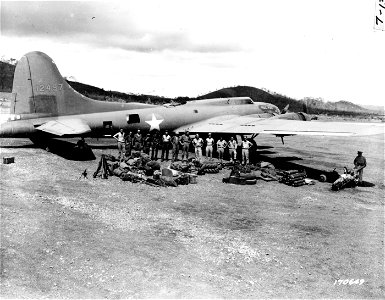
[3, 157, 15, 164]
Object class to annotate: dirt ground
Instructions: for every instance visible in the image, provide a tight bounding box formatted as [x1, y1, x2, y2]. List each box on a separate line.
[0, 133, 384, 299]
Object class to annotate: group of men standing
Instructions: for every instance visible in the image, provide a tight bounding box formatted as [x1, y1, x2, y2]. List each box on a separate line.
[113, 128, 368, 184]
[113, 129, 254, 164]
[113, 129, 192, 162]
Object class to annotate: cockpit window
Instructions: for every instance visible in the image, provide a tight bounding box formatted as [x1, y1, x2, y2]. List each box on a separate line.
[228, 98, 254, 105]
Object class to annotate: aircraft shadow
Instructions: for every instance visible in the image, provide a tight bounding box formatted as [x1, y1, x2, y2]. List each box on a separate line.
[255, 145, 275, 150]
[0, 143, 39, 149]
[86, 144, 117, 150]
[47, 139, 96, 161]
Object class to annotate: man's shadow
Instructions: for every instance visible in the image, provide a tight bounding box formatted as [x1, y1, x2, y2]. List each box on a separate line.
[358, 181, 375, 187]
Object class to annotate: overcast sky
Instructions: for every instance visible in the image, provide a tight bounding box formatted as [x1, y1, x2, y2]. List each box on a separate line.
[1, 0, 384, 106]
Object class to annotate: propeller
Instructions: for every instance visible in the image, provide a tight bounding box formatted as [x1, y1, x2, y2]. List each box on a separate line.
[302, 101, 308, 114]
[281, 104, 289, 114]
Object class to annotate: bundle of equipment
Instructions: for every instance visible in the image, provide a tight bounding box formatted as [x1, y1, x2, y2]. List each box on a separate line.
[279, 170, 306, 187]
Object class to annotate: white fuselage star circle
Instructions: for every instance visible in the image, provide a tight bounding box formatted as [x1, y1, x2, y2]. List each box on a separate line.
[145, 113, 164, 131]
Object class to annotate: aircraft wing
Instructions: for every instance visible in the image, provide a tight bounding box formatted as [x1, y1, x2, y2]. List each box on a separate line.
[175, 116, 384, 136]
[35, 118, 91, 136]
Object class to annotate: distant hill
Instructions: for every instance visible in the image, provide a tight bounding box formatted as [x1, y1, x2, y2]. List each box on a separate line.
[199, 86, 373, 116]
[66, 80, 172, 105]
[360, 104, 384, 114]
[0, 59, 378, 116]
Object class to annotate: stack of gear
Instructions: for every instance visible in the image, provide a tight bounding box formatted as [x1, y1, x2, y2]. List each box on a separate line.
[279, 170, 307, 187]
[253, 162, 278, 181]
[170, 160, 192, 173]
[94, 153, 195, 187]
[198, 162, 221, 175]
[223, 163, 257, 185]
[331, 167, 358, 191]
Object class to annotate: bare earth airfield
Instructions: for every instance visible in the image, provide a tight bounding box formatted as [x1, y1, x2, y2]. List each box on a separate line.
[0, 132, 384, 298]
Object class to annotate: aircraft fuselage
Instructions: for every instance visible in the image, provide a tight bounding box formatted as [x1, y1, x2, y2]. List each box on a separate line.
[0, 98, 280, 137]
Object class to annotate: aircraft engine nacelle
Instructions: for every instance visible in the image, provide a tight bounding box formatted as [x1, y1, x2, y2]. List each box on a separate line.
[275, 112, 311, 121]
[0, 120, 35, 137]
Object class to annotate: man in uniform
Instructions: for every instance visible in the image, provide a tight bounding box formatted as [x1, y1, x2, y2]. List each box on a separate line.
[180, 131, 191, 160]
[216, 136, 227, 163]
[161, 130, 171, 161]
[354, 150, 367, 185]
[113, 128, 125, 161]
[124, 131, 133, 157]
[171, 132, 181, 162]
[205, 133, 215, 160]
[143, 133, 152, 155]
[192, 134, 203, 161]
[132, 129, 143, 153]
[151, 130, 161, 160]
[228, 136, 238, 162]
[241, 136, 253, 165]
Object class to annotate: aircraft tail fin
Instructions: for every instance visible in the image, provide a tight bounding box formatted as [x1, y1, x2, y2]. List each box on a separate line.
[12, 51, 81, 116]
[11, 51, 153, 117]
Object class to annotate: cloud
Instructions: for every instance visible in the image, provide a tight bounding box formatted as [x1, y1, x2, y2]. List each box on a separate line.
[1, 1, 240, 53]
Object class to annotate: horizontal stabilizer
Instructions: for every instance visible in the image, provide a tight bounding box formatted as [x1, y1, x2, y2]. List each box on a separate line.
[36, 118, 91, 136]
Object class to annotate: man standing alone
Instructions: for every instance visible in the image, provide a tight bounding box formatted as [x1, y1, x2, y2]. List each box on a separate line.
[354, 151, 367, 185]
[113, 128, 125, 160]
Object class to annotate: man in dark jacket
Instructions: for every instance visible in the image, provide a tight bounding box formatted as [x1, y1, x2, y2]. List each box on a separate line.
[124, 131, 133, 157]
[354, 151, 367, 185]
[143, 133, 151, 155]
[151, 130, 161, 160]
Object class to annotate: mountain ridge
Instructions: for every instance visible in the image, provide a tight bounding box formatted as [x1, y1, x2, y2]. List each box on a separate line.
[0, 59, 379, 116]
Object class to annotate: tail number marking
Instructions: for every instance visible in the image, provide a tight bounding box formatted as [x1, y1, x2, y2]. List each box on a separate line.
[36, 84, 63, 92]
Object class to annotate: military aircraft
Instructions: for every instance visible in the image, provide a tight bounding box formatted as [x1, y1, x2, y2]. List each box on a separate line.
[0, 51, 383, 144]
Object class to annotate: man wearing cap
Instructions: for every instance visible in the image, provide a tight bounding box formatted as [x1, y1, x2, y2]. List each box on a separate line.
[354, 151, 367, 185]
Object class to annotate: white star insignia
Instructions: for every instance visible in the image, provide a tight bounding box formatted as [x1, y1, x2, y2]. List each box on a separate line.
[145, 113, 164, 131]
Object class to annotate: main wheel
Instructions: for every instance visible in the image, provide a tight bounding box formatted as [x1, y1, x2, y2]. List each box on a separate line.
[319, 174, 327, 182]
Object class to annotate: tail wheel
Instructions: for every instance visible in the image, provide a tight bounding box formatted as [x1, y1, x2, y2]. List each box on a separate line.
[319, 174, 327, 182]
